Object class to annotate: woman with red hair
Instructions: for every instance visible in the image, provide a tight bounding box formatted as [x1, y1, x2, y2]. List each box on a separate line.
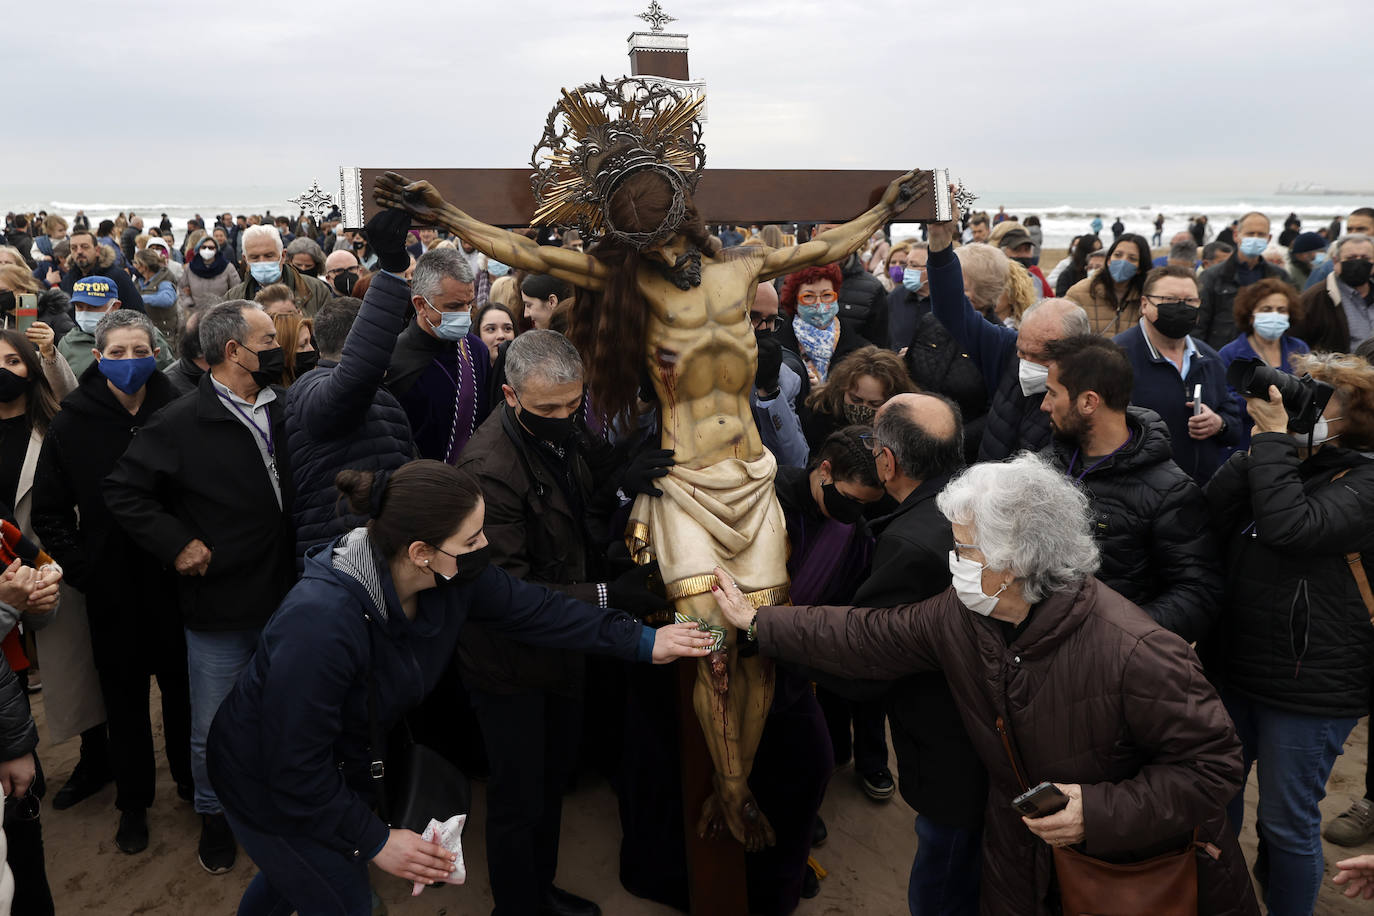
[777, 263, 874, 384]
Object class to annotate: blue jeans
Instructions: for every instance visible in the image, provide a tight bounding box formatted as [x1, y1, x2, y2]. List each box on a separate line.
[186, 628, 261, 814]
[909, 815, 982, 916]
[224, 810, 371, 916]
[1222, 690, 1356, 916]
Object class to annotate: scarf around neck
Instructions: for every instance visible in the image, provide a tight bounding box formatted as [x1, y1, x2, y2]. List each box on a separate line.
[792, 317, 840, 382]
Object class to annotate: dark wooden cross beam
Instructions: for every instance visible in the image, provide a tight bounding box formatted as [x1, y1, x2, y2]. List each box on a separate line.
[338, 166, 945, 230]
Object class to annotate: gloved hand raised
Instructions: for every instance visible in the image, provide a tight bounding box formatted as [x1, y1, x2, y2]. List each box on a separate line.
[754, 334, 782, 398]
[365, 209, 413, 274]
[621, 447, 675, 498]
[606, 562, 670, 617]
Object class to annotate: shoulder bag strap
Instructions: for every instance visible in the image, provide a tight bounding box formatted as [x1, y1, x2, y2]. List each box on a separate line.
[996, 715, 1030, 792]
[362, 612, 390, 824]
[1332, 471, 1374, 621]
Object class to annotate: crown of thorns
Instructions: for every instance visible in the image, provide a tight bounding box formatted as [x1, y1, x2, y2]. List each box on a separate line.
[530, 76, 706, 251]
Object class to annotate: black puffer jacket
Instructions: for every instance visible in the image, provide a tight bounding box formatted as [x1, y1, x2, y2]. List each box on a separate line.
[37, 289, 74, 342]
[979, 351, 1051, 462]
[284, 271, 414, 565]
[1203, 434, 1374, 718]
[1043, 408, 1223, 644]
[0, 657, 36, 763]
[837, 253, 889, 349]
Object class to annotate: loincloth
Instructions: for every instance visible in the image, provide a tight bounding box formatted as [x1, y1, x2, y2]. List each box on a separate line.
[628, 451, 790, 616]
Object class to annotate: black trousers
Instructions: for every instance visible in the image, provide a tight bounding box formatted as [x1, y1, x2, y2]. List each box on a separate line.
[88, 595, 193, 812]
[815, 685, 888, 773]
[469, 687, 581, 916]
[6, 756, 53, 916]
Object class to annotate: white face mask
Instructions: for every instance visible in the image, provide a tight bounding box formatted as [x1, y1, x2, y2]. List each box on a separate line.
[200, 248, 217, 262]
[1018, 359, 1049, 397]
[1297, 415, 1341, 446]
[948, 550, 1008, 617]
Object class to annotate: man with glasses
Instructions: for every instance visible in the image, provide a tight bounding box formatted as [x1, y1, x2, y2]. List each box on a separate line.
[1113, 266, 1240, 483]
[323, 248, 361, 295]
[1197, 211, 1291, 350]
[749, 281, 809, 467]
[386, 246, 491, 462]
[1296, 234, 1374, 353]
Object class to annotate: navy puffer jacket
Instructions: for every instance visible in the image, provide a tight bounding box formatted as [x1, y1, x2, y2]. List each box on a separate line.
[285, 271, 414, 565]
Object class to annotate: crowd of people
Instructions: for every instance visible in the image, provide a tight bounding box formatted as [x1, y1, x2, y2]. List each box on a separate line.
[0, 192, 1370, 916]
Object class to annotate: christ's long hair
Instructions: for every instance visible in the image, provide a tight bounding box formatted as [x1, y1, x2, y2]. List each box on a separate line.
[570, 170, 717, 429]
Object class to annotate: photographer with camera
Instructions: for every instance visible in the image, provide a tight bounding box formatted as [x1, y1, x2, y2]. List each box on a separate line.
[1203, 352, 1374, 915]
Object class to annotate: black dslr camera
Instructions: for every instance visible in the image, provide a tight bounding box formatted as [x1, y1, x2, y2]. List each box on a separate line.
[1226, 357, 1334, 435]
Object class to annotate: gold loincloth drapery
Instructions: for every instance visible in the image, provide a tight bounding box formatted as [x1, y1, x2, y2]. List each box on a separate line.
[628, 451, 790, 604]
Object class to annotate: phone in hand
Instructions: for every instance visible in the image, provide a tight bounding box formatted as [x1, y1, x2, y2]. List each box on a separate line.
[15, 295, 37, 334]
[1191, 384, 1203, 417]
[1012, 781, 1069, 818]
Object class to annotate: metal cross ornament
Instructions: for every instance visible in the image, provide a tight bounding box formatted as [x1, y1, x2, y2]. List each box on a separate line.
[288, 180, 336, 222]
[637, 0, 676, 32]
[953, 180, 979, 214]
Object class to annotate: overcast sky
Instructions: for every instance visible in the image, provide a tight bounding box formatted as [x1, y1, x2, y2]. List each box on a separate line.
[4, 0, 1367, 204]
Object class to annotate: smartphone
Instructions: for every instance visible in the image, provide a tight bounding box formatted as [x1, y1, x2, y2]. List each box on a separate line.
[1191, 384, 1203, 417]
[15, 294, 37, 334]
[1012, 781, 1069, 818]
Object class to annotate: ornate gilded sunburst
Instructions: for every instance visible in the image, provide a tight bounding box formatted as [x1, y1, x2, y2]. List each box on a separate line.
[530, 75, 706, 250]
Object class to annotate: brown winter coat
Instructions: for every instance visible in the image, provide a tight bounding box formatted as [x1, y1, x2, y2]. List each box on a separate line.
[756, 578, 1259, 916]
[1065, 275, 1143, 336]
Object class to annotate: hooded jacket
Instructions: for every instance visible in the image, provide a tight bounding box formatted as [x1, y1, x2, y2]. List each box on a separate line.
[1042, 408, 1223, 643]
[207, 529, 653, 859]
[59, 245, 145, 312]
[756, 579, 1259, 916]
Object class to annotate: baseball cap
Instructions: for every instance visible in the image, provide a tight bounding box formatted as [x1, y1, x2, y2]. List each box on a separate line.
[70, 276, 118, 307]
[998, 227, 1034, 250]
[1291, 232, 1328, 256]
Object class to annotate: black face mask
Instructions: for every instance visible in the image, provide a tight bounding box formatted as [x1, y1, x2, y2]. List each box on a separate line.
[434, 544, 490, 586]
[294, 350, 320, 375]
[0, 368, 31, 404]
[1150, 300, 1199, 339]
[240, 344, 286, 388]
[1340, 260, 1373, 289]
[296, 265, 318, 279]
[1012, 255, 1036, 269]
[519, 408, 576, 446]
[0, 291, 14, 314]
[333, 270, 358, 297]
[821, 482, 866, 524]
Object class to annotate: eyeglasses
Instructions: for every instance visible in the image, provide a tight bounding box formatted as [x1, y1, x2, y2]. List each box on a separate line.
[796, 290, 838, 306]
[1144, 295, 1201, 308]
[751, 313, 781, 330]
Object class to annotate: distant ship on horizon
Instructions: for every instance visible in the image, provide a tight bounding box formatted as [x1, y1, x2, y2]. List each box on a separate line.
[1277, 181, 1374, 196]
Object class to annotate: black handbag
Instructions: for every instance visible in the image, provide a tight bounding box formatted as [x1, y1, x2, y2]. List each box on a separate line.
[363, 612, 471, 834]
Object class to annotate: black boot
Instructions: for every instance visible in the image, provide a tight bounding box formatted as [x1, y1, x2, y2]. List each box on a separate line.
[539, 886, 601, 916]
[116, 808, 149, 854]
[51, 726, 113, 811]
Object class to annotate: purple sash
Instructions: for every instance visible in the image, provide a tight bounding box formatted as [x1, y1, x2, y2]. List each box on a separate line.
[789, 519, 859, 606]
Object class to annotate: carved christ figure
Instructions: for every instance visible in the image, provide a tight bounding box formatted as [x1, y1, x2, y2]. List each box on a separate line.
[376, 165, 924, 850]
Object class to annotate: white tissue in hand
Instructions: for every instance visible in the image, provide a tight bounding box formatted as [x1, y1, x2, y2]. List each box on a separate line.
[411, 814, 466, 896]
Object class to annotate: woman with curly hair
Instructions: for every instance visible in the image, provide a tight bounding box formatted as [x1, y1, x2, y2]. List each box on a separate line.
[800, 344, 915, 450]
[777, 263, 875, 385]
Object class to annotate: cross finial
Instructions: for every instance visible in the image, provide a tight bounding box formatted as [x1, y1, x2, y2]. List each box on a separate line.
[288, 179, 336, 222]
[637, 0, 676, 32]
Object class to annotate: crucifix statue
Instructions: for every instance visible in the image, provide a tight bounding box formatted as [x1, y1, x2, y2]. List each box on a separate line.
[375, 74, 933, 853]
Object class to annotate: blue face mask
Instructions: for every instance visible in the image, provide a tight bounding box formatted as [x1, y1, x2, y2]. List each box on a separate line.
[423, 297, 472, 341]
[1253, 312, 1290, 341]
[797, 302, 839, 329]
[249, 260, 282, 284]
[487, 260, 511, 278]
[74, 308, 108, 335]
[902, 267, 924, 292]
[1107, 259, 1137, 283]
[1239, 237, 1268, 258]
[98, 355, 157, 395]
[1313, 252, 1329, 265]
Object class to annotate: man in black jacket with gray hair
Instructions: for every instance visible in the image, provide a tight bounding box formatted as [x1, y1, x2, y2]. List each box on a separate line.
[860, 391, 985, 916]
[1039, 334, 1222, 643]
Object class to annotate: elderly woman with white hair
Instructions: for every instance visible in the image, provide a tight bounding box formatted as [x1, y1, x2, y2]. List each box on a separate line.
[708, 453, 1259, 916]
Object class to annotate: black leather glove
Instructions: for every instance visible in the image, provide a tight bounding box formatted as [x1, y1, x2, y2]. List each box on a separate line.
[621, 447, 674, 498]
[606, 563, 670, 616]
[364, 209, 413, 274]
[754, 333, 782, 397]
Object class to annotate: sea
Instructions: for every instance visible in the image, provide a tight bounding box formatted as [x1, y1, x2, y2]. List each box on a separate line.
[5, 185, 1369, 252]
